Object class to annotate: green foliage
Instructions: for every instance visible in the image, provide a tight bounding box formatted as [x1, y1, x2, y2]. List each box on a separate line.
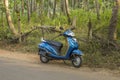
[117, 11, 120, 39]
[71, 9, 89, 28]
[83, 50, 120, 69]
[0, 27, 12, 40]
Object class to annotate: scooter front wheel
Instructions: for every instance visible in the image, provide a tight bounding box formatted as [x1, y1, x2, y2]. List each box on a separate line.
[71, 55, 82, 68]
[40, 55, 49, 63]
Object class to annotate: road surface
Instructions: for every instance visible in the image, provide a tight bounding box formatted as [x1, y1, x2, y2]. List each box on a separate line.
[0, 49, 120, 80]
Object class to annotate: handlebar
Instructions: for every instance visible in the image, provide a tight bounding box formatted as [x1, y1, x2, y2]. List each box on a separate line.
[51, 27, 75, 40]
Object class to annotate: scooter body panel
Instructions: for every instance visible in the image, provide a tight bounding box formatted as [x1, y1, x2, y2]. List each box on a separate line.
[38, 36, 82, 60]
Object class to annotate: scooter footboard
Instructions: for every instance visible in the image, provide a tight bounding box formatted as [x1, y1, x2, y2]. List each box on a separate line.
[72, 49, 83, 56]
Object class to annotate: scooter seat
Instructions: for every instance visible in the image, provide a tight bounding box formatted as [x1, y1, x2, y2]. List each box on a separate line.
[45, 40, 62, 46]
[45, 40, 63, 53]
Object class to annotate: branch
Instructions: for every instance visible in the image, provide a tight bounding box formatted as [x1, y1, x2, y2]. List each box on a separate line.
[11, 26, 61, 43]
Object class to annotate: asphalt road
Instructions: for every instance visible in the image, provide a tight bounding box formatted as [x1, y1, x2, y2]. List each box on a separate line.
[0, 57, 119, 80]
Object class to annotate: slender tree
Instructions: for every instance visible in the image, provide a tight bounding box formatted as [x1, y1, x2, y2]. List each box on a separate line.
[4, 0, 19, 37]
[21, 0, 24, 15]
[30, 0, 33, 15]
[33, 0, 37, 12]
[27, 0, 30, 23]
[71, 0, 75, 9]
[1, 11, 4, 27]
[39, 0, 44, 25]
[108, 0, 119, 41]
[13, 0, 17, 17]
[52, 0, 56, 19]
[83, 0, 89, 11]
[0, 1, 4, 27]
[88, 18, 92, 40]
[61, 0, 65, 14]
[16, 5, 21, 42]
[65, 0, 71, 24]
[95, 0, 100, 20]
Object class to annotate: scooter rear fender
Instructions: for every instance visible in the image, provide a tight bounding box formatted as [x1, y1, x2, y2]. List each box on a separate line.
[38, 48, 47, 55]
[38, 42, 58, 55]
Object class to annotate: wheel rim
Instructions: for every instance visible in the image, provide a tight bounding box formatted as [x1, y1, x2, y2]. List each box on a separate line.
[73, 56, 81, 66]
[41, 56, 48, 62]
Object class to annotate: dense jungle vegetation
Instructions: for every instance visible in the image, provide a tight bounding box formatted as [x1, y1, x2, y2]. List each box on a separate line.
[0, 0, 120, 69]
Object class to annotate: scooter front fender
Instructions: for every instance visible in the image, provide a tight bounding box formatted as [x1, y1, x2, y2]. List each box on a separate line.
[72, 49, 83, 56]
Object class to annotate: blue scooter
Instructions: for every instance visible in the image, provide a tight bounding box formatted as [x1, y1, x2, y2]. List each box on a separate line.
[38, 27, 83, 68]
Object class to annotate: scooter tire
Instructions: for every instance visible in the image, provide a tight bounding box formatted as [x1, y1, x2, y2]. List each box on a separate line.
[40, 55, 49, 63]
[71, 55, 82, 68]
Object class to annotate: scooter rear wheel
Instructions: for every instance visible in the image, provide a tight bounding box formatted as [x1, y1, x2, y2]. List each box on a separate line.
[71, 55, 82, 68]
[40, 55, 49, 63]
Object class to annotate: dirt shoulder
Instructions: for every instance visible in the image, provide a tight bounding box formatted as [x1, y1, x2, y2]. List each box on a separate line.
[0, 49, 39, 63]
[0, 49, 120, 78]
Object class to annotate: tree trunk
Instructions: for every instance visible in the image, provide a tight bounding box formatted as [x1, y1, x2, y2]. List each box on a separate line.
[65, 0, 71, 24]
[21, 0, 24, 15]
[88, 18, 92, 40]
[83, 0, 89, 11]
[27, 0, 30, 23]
[52, 0, 56, 19]
[1, 11, 4, 27]
[33, 0, 37, 12]
[118, 0, 120, 6]
[71, 0, 75, 9]
[72, 16, 76, 27]
[13, 0, 16, 20]
[78, 0, 82, 8]
[16, 7, 21, 42]
[14, 0, 17, 12]
[0, 0, 4, 27]
[30, 0, 33, 15]
[61, 0, 65, 14]
[72, 0, 79, 9]
[4, 0, 19, 37]
[95, 0, 100, 20]
[108, 0, 119, 41]
[39, 0, 44, 25]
